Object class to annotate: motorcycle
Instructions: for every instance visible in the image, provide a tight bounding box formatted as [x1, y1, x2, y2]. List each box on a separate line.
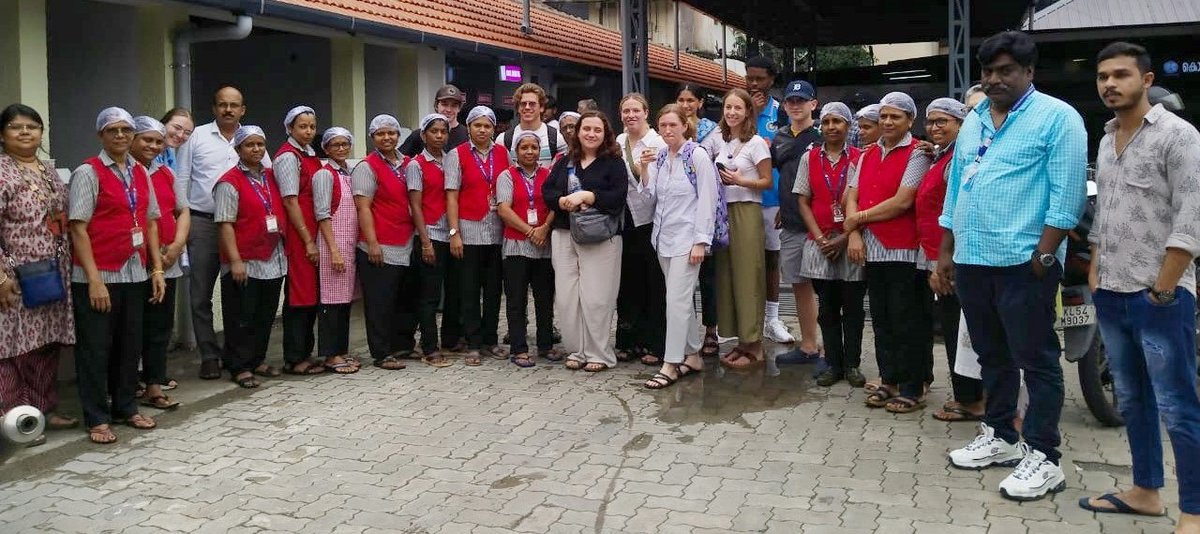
[0, 405, 45, 464]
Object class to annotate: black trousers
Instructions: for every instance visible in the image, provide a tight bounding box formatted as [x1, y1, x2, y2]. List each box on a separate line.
[699, 256, 717, 328]
[356, 249, 416, 360]
[220, 275, 283, 375]
[141, 277, 177, 385]
[503, 256, 555, 354]
[812, 279, 867, 373]
[73, 281, 146, 428]
[615, 224, 666, 355]
[318, 303, 352, 359]
[865, 262, 931, 398]
[282, 281, 318, 364]
[460, 244, 503, 349]
[411, 240, 462, 354]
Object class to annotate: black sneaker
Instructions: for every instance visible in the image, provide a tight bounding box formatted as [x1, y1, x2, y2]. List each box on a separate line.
[816, 369, 843, 387]
[845, 367, 867, 388]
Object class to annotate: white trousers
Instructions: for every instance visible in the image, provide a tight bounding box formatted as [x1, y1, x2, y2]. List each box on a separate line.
[659, 254, 702, 364]
[551, 230, 622, 366]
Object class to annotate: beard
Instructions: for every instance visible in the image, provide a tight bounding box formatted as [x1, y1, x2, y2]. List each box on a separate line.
[1103, 87, 1144, 111]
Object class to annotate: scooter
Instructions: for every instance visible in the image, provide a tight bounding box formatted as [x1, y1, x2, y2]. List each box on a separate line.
[0, 405, 45, 464]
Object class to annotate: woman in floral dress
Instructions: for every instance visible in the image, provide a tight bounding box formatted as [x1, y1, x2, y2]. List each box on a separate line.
[0, 103, 78, 436]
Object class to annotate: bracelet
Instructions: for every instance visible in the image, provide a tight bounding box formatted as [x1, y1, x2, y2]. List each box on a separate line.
[150, 270, 165, 276]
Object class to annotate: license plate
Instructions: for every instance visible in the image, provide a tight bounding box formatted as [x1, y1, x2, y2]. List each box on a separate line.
[1060, 304, 1096, 327]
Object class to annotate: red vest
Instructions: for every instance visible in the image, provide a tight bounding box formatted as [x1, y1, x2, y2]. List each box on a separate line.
[503, 166, 551, 241]
[362, 151, 415, 247]
[916, 148, 954, 260]
[77, 157, 150, 271]
[217, 166, 286, 263]
[857, 143, 919, 250]
[149, 165, 178, 251]
[805, 145, 860, 240]
[456, 143, 509, 221]
[323, 162, 346, 216]
[274, 141, 321, 233]
[415, 153, 447, 225]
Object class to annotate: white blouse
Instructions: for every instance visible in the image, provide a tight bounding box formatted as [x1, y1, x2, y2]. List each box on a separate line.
[637, 145, 718, 258]
[700, 134, 771, 204]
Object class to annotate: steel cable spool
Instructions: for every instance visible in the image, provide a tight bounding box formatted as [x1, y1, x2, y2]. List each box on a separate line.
[1, 405, 45, 445]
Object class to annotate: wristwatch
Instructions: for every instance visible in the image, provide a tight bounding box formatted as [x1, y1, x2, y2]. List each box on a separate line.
[1034, 251, 1056, 267]
[1151, 288, 1177, 305]
[448, 228, 458, 237]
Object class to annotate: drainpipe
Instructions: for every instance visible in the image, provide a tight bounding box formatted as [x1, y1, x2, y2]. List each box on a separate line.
[173, 15, 253, 110]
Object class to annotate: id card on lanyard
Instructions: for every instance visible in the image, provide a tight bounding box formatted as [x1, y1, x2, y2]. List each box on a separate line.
[519, 168, 539, 225]
[119, 162, 145, 249]
[472, 147, 497, 210]
[964, 85, 1035, 189]
[247, 171, 278, 233]
[821, 154, 849, 223]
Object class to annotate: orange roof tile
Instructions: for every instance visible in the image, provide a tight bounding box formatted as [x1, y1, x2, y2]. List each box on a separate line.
[279, 0, 743, 90]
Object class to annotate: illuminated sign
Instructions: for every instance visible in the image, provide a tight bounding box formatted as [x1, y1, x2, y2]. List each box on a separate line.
[499, 65, 523, 83]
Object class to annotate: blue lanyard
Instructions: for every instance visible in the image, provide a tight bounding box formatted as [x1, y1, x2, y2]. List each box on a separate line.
[377, 150, 404, 186]
[518, 167, 538, 200]
[472, 147, 495, 185]
[245, 170, 273, 215]
[974, 85, 1035, 164]
[117, 162, 140, 226]
[820, 151, 849, 199]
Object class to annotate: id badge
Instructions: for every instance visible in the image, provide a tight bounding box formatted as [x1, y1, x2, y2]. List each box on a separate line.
[265, 215, 279, 233]
[131, 227, 145, 248]
[489, 194, 498, 212]
[526, 208, 538, 225]
[963, 163, 979, 184]
[832, 204, 846, 224]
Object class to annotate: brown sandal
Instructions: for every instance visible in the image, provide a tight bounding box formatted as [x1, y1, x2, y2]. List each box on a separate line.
[125, 414, 157, 430]
[885, 396, 927, 414]
[865, 386, 899, 408]
[88, 424, 118, 445]
[723, 349, 763, 370]
[140, 395, 180, 410]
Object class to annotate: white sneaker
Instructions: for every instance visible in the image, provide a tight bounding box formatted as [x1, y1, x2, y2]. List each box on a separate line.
[947, 423, 1024, 470]
[998, 443, 1067, 501]
[763, 318, 795, 344]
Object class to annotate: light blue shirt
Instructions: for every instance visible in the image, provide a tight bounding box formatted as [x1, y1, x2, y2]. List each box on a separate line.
[939, 89, 1087, 267]
[756, 96, 782, 208]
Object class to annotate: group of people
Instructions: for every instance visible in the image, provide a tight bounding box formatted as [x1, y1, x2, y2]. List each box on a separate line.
[0, 28, 1197, 530]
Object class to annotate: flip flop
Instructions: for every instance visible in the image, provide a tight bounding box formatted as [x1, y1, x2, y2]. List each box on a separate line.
[463, 352, 483, 367]
[253, 365, 282, 378]
[421, 354, 453, 368]
[140, 395, 180, 410]
[233, 374, 260, 388]
[539, 349, 564, 362]
[510, 355, 536, 368]
[865, 386, 897, 408]
[1078, 494, 1168, 516]
[324, 361, 360, 374]
[283, 360, 325, 375]
[88, 425, 118, 445]
[885, 396, 926, 414]
[932, 406, 982, 422]
[373, 356, 407, 370]
[125, 414, 157, 430]
[565, 359, 584, 371]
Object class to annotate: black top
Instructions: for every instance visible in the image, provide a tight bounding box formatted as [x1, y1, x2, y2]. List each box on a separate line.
[399, 123, 469, 157]
[771, 125, 823, 233]
[542, 155, 628, 231]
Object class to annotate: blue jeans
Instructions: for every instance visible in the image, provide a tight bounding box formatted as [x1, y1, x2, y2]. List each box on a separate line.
[1094, 288, 1200, 514]
[956, 263, 1065, 463]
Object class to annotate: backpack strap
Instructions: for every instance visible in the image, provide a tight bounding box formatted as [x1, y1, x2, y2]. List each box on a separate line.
[547, 126, 559, 155]
[502, 125, 518, 150]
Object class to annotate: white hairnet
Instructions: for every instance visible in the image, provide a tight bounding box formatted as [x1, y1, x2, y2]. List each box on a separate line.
[284, 105, 316, 134]
[855, 104, 881, 123]
[879, 92, 917, 117]
[819, 103, 853, 125]
[321, 127, 353, 148]
[926, 97, 968, 120]
[466, 105, 496, 126]
[233, 125, 266, 147]
[95, 107, 135, 133]
[133, 116, 166, 137]
[368, 114, 401, 135]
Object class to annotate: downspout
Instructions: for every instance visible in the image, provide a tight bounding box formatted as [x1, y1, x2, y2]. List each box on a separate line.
[173, 15, 253, 110]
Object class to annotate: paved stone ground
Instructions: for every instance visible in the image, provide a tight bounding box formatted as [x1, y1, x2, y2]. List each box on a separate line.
[0, 302, 1182, 533]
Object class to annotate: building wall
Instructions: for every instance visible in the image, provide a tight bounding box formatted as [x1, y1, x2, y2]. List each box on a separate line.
[872, 42, 941, 66]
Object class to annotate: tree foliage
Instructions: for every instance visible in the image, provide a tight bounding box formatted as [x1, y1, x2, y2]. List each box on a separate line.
[732, 35, 873, 73]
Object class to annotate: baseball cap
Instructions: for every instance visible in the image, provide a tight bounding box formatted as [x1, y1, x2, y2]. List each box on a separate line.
[435, 84, 465, 103]
[784, 80, 816, 101]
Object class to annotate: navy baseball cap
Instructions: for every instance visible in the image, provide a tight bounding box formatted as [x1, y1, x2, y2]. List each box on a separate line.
[784, 80, 816, 101]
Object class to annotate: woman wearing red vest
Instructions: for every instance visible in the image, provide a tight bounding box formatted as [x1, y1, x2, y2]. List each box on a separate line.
[793, 103, 867, 388]
[311, 127, 360, 374]
[352, 115, 419, 371]
[917, 98, 985, 423]
[213, 126, 287, 389]
[131, 116, 188, 410]
[843, 92, 932, 413]
[446, 106, 511, 366]
[496, 131, 556, 367]
[406, 113, 455, 367]
[274, 106, 324, 376]
[69, 107, 167, 444]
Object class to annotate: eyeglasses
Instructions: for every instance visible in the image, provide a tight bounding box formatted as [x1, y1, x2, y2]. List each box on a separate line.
[4, 123, 43, 133]
[518, 101, 540, 108]
[326, 142, 351, 150]
[927, 118, 956, 128]
[166, 123, 193, 136]
[103, 127, 134, 136]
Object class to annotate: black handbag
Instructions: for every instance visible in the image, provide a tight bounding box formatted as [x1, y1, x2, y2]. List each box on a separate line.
[13, 258, 66, 308]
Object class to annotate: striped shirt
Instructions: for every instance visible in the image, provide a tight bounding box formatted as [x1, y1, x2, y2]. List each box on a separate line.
[495, 169, 551, 259]
[145, 160, 186, 280]
[68, 152, 162, 284]
[848, 134, 930, 264]
[312, 162, 352, 222]
[351, 152, 413, 267]
[272, 138, 315, 197]
[445, 144, 503, 246]
[941, 88, 1088, 266]
[213, 164, 288, 279]
[405, 150, 450, 242]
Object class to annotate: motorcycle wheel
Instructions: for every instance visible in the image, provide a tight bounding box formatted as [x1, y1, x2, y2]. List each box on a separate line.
[1078, 336, 1124, 427]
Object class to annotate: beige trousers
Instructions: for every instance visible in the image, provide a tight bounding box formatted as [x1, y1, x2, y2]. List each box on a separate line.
[659, 254, 702, 364]
[551, 229, 622, 366]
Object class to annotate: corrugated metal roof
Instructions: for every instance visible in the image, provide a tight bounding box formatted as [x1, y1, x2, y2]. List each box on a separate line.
[1025, 0, 1200, 30]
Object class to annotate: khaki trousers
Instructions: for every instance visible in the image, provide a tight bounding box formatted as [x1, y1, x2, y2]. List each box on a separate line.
[715, 201, 766, 343]
[551, 229, 622, 366]
[659, 254, 702, 364]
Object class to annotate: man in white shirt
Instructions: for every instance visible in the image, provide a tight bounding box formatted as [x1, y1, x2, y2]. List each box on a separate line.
[175, 85, 269, 380]
[496, 83, 567, 168]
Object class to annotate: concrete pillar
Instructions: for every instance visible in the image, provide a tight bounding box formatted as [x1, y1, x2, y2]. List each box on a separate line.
[136, 4, 188, 118]
[0, 0, 51, 150]
[396, 45, 445, 127]
[330, 36, 367, 158]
